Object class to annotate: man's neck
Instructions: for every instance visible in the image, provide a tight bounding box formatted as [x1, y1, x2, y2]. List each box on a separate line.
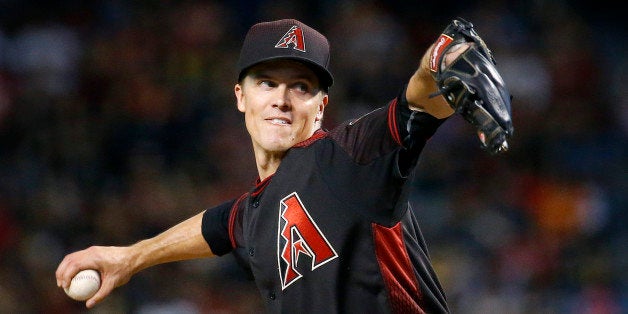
[254, 149, 286, 181]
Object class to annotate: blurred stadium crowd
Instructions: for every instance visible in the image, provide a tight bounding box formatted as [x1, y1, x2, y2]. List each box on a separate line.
[0, 0, 625, 313]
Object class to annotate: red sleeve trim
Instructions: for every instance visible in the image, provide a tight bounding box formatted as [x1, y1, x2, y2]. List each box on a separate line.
[228, 193, 249, 249]
[387, 98, 403, 146]
[372, 222, 425, 314]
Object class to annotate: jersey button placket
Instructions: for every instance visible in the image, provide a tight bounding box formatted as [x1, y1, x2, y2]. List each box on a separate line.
[268, 291, 276, 300]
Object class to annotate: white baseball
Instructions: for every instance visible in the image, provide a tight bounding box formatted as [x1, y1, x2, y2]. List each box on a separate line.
[64, 269, 101, 301]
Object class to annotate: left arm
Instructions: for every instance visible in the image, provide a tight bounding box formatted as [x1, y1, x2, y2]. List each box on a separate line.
[407, 18, 514, 154]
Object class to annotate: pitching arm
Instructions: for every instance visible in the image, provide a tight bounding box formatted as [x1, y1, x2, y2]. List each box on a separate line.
[55, 211, 214, 308]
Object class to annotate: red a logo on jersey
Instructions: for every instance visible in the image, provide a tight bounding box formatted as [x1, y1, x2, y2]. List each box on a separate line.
[275, 25, 306, 52]
[278, 192, 338, 290]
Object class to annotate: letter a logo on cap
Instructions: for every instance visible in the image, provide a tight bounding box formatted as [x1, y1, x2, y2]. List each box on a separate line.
[275, 25, 306, 52]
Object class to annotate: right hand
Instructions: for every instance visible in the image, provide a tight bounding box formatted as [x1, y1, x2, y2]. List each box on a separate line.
[56, 246, 136, 308]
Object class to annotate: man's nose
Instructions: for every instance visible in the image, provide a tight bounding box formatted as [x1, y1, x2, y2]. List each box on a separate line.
[272, 84, 291, 109]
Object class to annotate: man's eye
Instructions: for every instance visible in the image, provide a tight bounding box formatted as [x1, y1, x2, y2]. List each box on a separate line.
[292, 83, 309, 93]
[259, 80, 276, 88]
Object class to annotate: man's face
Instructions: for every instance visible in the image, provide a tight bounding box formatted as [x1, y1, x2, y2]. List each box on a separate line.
[235, 60, 328, 154]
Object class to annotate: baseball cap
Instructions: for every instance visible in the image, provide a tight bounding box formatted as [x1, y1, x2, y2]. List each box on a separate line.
[237, 19, 333, 90]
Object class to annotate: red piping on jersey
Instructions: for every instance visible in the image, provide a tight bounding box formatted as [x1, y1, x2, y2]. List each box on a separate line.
[294, 129, 327, 147]
[228, 193, 249, 249]
[229, 175, 274, 248]
[372, 222, 425, 314]
[251, 175, 273, 197]
[228, 129, 326, 249]
[387, 98, 402, 146]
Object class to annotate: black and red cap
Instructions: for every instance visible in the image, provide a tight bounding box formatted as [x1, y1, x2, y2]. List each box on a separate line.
[237, 19, 333, 89]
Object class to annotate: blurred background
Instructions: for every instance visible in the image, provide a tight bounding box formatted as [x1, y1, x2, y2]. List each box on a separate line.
[0, 0, 625, 313]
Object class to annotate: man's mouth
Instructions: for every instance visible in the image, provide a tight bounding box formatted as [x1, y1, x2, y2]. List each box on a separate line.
[267, 118, 291, 125]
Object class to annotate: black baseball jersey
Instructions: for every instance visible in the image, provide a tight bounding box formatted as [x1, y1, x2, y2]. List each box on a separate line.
[202, 86, 450, 313]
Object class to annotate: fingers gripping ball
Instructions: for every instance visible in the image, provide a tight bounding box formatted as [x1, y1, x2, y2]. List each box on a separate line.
[429, 18, 514, 154]
[64, 269, 101, 301]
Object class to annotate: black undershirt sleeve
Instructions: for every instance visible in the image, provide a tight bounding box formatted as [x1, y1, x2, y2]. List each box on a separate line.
[396, 85, 449, 175]
[201, 199, 236, 256]
[396, 84, 448, 147]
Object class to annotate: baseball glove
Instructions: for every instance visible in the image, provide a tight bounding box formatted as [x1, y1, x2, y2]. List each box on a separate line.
[429, 18, 513, 154]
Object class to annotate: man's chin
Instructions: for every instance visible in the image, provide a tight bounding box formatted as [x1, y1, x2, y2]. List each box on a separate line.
[260, 140, 292, 153]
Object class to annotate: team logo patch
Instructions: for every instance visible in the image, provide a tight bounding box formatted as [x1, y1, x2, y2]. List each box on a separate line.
[277, 192, 338, 290]
[275, 25, 306, 52]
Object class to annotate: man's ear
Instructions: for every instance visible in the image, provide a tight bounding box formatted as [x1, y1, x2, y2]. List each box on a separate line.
[235, 83, 245, 113]
[315, 94, 328, 122]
